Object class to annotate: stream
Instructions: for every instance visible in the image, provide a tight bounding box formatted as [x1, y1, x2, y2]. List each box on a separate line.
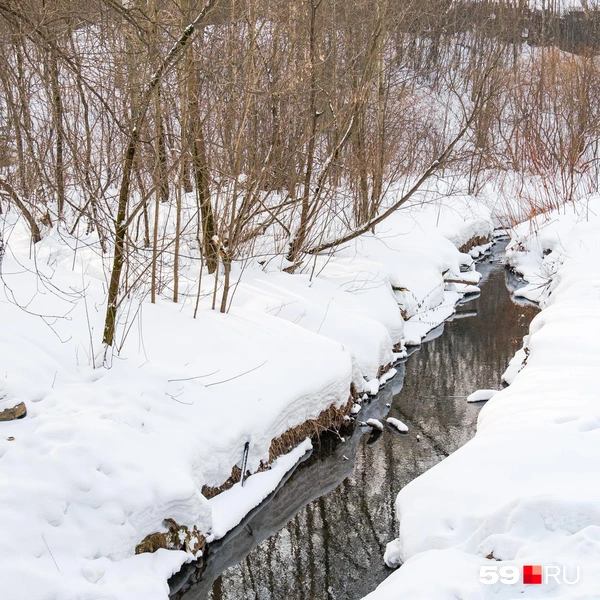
[170, 239, 539, 600]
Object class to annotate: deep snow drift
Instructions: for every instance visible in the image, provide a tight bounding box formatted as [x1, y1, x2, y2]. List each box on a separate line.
[0, 193, 490, 600]
[366, 196, 600, 599]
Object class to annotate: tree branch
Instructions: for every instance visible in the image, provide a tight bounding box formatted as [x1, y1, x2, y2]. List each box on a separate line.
[305, 64, 498, 255]
[0, 176, 41, 243]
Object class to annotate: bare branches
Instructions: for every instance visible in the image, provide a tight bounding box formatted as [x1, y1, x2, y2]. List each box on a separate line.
[1, 0, 598, 360]
[102, 0, 222, 348]
[305, 60, 500, 255]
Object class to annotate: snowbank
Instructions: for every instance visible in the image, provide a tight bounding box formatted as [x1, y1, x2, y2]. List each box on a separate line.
[0, 193, 492, 600]
[231, 194, 492, 371]
[365, 197, 600, 599]
[0, 233, 351, 599]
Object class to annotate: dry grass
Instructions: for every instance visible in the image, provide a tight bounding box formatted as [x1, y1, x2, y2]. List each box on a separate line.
[376, 363, 393, 379]
[459, 235, 490, 253]
[201, 462, 270, 499]
[135, 519, 206, 555]
[267, 396, 354, 462]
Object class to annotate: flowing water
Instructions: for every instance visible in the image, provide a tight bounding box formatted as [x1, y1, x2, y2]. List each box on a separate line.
[170, 240, 539, 600]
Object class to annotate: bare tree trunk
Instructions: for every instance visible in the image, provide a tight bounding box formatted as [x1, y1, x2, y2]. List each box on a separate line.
[185, 25, 218, 274]
[150, 88, 162, 305]
[352, 100, 370, 227]
[48, 50, 66, 218]
[0, 60, 28, 196]
[287, 0, 320, 264]
[102, 0, 221, 348]
[156, 110, 169, 203]
[173, 161, 183, 302]
[371, 0, 387, 215]
[191, 97, 218, 273]
[0, 176, 41, 242]
[219, 255, 231, 313]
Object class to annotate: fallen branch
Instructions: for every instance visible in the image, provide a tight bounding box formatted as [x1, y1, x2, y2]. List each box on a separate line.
[205, 359, 268, 387]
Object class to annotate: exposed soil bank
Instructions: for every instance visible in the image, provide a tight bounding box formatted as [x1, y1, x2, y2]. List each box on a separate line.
[200, 397, 356, 501]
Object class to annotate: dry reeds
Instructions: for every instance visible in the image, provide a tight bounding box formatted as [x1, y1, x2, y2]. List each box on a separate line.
[458, 235, 491, 254]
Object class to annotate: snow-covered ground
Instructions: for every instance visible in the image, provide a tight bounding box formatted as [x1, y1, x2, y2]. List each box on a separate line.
[366, 196, 600, 599]
[529, 0, 599, 12]
[0, 194, 491, 599]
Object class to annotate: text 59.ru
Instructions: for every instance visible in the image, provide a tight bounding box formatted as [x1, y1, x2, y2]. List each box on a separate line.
[479, 565, 581, 586]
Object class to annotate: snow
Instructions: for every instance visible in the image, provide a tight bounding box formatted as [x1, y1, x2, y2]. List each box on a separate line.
[457, 270, 483, 284]
[365, 379, 381, 396]
[0, 190, 493, 599]
[502, 347, 527, 385]
[379, 368, 398, 385]
[365, 196, 600, 600]
[0, 223, 352, 600]
[386, 417, 408, 432]
[448, 282, 480, 294]
[232, 267, 396, 382]
[365, 418, 384, 431]
[469, 241, 493, 258]
[398, 193, 493, 252]
[403, 289, 463, 345]
[208, 438, 312, 540]
[467, 389, 498, 403]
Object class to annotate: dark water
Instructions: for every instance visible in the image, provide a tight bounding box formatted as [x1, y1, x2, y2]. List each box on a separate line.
[170, 240, 539, 600]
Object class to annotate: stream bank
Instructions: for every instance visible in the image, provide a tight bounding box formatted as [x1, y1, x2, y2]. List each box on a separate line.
[170, 240, 538, 600]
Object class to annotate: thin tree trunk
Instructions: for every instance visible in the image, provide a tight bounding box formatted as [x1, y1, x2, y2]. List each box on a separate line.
[371, 4, 387, 215]
[191, 109, 218, 273]
[103, 135, 137, 347]
[156, 111, 169, 203]
[288, 0, 320, 263]
[48, 51, 66, 218]
[173, 156, 183, 303]
[151, 88, 162, 304]
[186, 32, 218, 274]
[353, 101, 370, 226]
[219, 255, 231, 313]
[102, 0, 221, 348]
[0, 176, 41, 243]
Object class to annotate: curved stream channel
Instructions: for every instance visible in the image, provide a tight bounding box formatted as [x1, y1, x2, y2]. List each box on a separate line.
[170, 240, 539, 600]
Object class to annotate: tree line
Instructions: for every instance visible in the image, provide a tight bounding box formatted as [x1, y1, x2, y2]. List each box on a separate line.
[0, 0, 598, 353]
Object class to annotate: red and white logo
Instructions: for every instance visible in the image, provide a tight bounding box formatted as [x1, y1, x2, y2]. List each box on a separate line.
[479, 564, 580, 585]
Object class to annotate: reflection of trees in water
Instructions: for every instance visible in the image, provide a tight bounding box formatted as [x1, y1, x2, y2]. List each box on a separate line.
[177, 252, 539, 600]
[212, 442, 401, 599]
[394, 261, 538, 455]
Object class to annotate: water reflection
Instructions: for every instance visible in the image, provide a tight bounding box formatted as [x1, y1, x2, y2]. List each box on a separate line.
[171, 242, 539, 600]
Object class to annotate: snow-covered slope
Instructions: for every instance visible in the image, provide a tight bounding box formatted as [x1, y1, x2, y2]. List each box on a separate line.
[365, 196, 600, 599]
[0, 194, 492, 600]
[0, 234, 352, 599]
